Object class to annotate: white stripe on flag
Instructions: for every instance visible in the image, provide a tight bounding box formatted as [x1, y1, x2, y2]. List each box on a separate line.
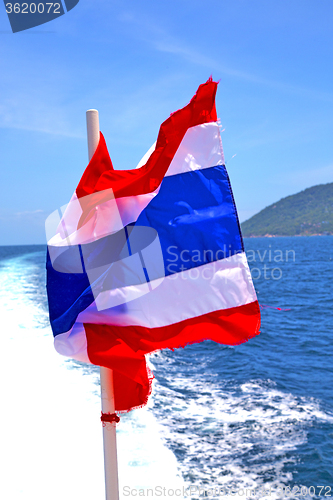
[54, 252, 255, 359]
[78, 251, 255, 328]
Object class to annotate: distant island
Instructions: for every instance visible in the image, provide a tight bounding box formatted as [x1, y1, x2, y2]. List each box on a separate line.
[241, 182, 333, 237]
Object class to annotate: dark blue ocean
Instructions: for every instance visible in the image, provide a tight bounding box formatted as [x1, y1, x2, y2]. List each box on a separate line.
[1, 237, 332, 499]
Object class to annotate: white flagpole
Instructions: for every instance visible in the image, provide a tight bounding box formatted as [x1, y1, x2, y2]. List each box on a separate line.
[86, 109, 120, 500]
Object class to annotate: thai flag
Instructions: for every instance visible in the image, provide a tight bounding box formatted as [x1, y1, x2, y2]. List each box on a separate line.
[46, 79, 260, 412]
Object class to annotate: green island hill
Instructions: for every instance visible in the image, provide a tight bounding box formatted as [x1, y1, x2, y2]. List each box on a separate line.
[241, 182, 333, 237]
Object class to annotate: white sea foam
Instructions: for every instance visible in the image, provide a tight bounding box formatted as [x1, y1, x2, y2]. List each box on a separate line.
[0, 253, 183, 500]
[149, 350, 333, 500]
[3, 251, 331, 500]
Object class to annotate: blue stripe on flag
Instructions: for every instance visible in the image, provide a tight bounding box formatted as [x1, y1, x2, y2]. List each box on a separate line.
[134, 165, 243, 275]
[46, 249, 95, 335]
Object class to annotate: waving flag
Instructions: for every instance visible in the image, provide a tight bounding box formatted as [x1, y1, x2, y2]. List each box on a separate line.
[46, 79, 260, 412]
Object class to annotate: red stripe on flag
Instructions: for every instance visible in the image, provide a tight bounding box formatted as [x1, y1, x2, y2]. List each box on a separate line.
[84, 300, 260, 412]
[76, 79, 217, 200]
[75, 79, 217, 228]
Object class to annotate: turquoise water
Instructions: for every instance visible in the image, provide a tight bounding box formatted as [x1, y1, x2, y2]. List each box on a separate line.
[0, 237, 332, 499]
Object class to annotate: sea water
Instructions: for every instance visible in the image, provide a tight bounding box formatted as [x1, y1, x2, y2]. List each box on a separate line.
[0, 237, 332, 499]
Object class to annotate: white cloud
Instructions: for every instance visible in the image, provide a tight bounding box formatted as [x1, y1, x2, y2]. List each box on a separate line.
[0, 95, 83, 137]
[15, 209, 45, 216]
[119, 11, 333, 104]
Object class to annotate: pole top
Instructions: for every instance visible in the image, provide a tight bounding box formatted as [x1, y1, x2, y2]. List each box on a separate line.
[86, 109, 100, 161]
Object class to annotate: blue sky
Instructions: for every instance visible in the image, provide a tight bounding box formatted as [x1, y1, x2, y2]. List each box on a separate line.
[1, 0, 332, 244]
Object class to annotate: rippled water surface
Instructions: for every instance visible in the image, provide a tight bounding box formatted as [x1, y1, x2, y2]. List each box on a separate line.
[0, 237, 332, 499]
